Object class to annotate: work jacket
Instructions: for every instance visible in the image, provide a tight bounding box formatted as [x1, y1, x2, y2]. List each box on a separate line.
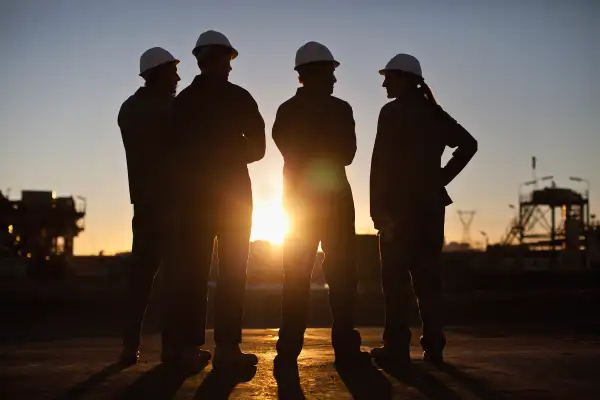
[170, 74, 266, 208]
[118, 86, 173, 206]
[273, 88, 357, 220]
[370, 93, 478, 229]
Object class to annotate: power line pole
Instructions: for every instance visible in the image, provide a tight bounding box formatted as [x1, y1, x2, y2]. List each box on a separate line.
[457, 210, 476, 245]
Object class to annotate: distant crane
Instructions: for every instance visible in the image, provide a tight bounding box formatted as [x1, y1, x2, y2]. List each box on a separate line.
[457, 210, 476, 245]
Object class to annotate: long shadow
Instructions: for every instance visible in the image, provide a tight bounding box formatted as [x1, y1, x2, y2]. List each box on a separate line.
[53, 362, 125, 400]
[194, 366, 257, 400]
[435, 362, 507, 400]
[335, 361, 392, 400]
[115, 363, 190, 400]
[273, 356, 305, 400]
[378, 361, 461, 400]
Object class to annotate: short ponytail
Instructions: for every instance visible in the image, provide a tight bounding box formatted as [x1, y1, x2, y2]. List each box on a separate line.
[418, 80, 438, 105]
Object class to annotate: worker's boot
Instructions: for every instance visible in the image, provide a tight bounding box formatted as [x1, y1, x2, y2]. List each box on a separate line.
[371, 343, 411, 370]
[420, 333, 446, 366]
[118, 346, 139, 366]
[333, 329, 371, 368]
[173, 347, 211, 375]
[212, 344, 259, 370]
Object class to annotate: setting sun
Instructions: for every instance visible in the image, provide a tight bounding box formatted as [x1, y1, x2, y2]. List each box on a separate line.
[251, 199, 290, 245]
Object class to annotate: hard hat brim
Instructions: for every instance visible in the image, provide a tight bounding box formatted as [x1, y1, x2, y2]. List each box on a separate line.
[379, 68, 422, 78]
[139, 59, 180, 76]
[192, 45, 238, 60]
[294, 60, 340, 71]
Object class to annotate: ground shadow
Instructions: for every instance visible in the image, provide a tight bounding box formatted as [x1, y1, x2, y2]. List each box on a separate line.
[379, 361, 461, 400]
[435, 362, 507, 400]
[273, 356, 305, 399]
[115, 363, 190, 399]
[54, 362, 125, 399]
[335, 361, 393, 400]
[194, 366, 257, 400]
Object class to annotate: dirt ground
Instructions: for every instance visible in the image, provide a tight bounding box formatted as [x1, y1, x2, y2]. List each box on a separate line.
[1, 327, 599, 399]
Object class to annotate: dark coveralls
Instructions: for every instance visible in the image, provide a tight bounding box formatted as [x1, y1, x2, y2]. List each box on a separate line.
[370, 93, 477, 353]
[163, 74, 265, 350]
[272, 87, 360, 355]
[117, 86, 174, 350]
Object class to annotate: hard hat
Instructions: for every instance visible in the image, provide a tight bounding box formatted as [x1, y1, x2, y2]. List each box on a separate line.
[379, 53, 422, 77]
[294, 41, 339, 70]
[192, 30, 238, 59]
[139, 47, 179, 76]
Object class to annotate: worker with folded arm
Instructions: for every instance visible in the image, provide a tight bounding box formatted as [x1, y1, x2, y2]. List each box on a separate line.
[369, 53, 478, 367]
[272, 41, 370, 368]
[162, 30, 266, 373]
[116, 47, 180, 366]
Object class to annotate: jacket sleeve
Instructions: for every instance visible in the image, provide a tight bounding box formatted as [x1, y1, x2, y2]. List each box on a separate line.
[241, 91, 266, 164]
[438, 108, 478, 186]
[369, 105, 394, 227]
[272, 104, 300, 163]
[337, 102, 358, 166]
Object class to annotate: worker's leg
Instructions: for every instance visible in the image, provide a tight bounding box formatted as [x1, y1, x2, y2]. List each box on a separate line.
[379, 229, 416, 350]
[277, 212, 320, 358]
[162, 207, 215, 351]
[213, 200, 253, 346]
[122, 205, 162, 352]
[320, 212, 362, 354]
[411, 207, 446, 356]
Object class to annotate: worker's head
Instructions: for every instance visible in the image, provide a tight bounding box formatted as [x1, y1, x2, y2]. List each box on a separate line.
[379, 53, 436, 103]
[139, 47, 180, 96]
[194, 45, 234, 79]
[296, 61, 337, 95]
[294, 42, 339, 95]
[192, 31, 238, 80]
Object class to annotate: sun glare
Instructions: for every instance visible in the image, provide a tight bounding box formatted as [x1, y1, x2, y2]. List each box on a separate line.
[251, 200, 289, 245]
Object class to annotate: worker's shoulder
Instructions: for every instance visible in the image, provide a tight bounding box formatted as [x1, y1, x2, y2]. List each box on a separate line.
[379, 99, 402, 117]
[225, 81, 256, 101]
[328, 95, 353, 112]
[275, 95, 297, 112]
[117, 90, 145, 121]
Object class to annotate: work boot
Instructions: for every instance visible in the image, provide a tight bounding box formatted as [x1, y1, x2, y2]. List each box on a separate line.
[332, 329, 370, 367]
[422, 350, 444, 365]
[174, 347, 212, 375]
[371, 345, 411, 370]
[212, 344, 259, 370]
[420, 334, 445, 365]
[334, 347, 372, 368]
[118, 346, 139, 366]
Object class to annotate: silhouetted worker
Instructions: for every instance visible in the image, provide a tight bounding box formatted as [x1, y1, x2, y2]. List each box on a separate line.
[370, 54, 478, 366]
[117, 47, 181, 365]
[272, 42, 369, 366]
[163, 30, 266, 371]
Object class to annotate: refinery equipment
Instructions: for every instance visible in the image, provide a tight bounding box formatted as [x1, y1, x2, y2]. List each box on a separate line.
[1, 190, 86, 279]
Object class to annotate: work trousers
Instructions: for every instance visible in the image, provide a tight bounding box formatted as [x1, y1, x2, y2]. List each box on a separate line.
[162, 197, 252, 350]
[379, 205, 446, 353]
[278, 200, 360, 355]
[122, 205, 167, 349]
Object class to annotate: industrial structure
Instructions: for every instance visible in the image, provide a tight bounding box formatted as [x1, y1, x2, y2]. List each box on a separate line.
[496, 172, 596, 269]
[1, 190, 86, 278]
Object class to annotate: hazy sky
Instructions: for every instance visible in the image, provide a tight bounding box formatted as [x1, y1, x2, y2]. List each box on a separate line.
[1, 0, 598, 255]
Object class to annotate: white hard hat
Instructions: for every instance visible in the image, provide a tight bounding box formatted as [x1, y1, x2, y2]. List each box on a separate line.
[294, 41, 339, 70]
[192, 30, 238, 59]
[379, 53, 422, 77]
[139, 47, 179, 76]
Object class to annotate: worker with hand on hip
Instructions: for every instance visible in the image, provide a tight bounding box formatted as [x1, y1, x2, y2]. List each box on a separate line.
[369, 53, 478, 368]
